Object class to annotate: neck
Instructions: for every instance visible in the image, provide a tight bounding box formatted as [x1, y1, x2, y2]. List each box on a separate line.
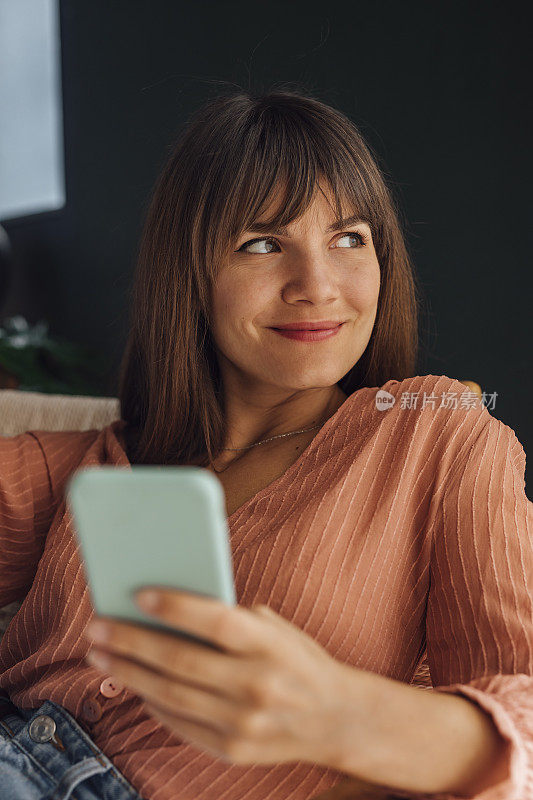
[210, 384, 348, 471]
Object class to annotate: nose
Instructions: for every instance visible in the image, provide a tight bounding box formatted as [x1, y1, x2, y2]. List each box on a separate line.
[281, 250, 340, 304]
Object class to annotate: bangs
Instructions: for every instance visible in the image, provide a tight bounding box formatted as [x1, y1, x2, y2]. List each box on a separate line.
[120, 88, 419, 465]
[203, 101, 377, 273]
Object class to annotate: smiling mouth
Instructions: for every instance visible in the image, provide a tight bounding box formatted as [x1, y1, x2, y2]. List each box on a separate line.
[272, 326, 341, 332]
[270, 322, 344, 331]
[268, 323, 344, 341]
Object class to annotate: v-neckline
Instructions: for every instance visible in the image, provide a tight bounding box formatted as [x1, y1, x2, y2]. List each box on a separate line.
[224, 388, 362, 526]
[108, 386, 365, 527]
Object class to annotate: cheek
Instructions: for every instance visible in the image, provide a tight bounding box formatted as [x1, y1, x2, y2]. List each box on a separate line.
[210, 274, 273, 340]
[210, 276, 241, 326]
[212, 272, 274, 316]
[342, 263, 380, 310]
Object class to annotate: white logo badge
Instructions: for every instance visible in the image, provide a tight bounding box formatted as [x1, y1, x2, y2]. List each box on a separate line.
[375, 389, 395, 411]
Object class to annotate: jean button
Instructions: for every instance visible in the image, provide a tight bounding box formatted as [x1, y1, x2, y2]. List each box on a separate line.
[29, 715, 56, 743]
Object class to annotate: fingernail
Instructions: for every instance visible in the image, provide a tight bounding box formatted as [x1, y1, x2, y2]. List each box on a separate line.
[135, 590, 160, 611]
[87, 649, 110, 669]
[86, 621, 109, 642]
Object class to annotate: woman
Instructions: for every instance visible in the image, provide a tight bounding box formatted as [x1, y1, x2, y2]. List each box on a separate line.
[0, 89, 531, 800]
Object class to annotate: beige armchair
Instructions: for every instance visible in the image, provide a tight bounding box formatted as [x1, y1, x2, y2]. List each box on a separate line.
[0, 382, 482, 799]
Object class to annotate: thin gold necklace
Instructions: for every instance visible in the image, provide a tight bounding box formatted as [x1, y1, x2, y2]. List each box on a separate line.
[210, 423, 322, 474]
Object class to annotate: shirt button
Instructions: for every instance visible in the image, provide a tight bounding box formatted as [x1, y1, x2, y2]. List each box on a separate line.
[82, 698, 102, 723]
[100, 677, 124, 698]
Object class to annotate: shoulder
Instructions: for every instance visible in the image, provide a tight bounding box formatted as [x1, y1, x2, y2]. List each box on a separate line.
[6, 420, 136, 472]
[0, 428, 102, 521]
[21, 428, 103, 488]
[354, 372, 483, 424]
[0, 430, 50, 476]
[27, 428, 102, 460]
[374, 373, 488, 424]
[375, 373, 524, 478]
[0, 428, 98, 464]
[377, 373, 480, 404]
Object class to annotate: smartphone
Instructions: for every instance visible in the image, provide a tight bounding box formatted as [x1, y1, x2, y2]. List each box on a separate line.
[66, 465, 236, 650]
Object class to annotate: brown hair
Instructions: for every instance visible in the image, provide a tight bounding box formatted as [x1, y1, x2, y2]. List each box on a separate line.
[117, 86, 422, 467]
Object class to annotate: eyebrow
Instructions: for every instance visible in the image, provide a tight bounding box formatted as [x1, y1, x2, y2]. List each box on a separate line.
[241, 214, 369, 237]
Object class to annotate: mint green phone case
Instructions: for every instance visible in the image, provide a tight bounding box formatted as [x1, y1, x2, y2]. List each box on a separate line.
[66, 466, 236, 649]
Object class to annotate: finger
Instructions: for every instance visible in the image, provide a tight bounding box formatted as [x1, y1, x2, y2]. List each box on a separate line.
[86, 648, 241, 734]
[251, 604, 329, 656]
[86, 621, 254, 703]
[135, 588, 279, 655]
[143, 698, 233, 761]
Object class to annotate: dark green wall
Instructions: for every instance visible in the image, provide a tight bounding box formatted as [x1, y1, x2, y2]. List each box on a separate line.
[2, 0, 531, 488]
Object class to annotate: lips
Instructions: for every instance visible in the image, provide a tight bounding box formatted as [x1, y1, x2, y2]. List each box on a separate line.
[270, 324, 344, 342]
[271, 321, 343, 331]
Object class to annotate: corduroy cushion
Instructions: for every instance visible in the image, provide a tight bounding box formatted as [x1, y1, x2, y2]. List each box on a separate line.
[0, 389, 120, 436]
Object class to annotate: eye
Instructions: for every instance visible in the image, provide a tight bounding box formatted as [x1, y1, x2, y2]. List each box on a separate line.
[236, 237, 279, 254]
[236, 231, 368, 254]
[333, 232, 368, 249]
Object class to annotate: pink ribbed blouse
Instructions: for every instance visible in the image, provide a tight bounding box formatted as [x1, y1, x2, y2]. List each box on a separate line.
[0, 374, 532, 800]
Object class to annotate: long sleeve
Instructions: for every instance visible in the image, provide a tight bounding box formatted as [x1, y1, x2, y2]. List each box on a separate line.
[416, 411, 533, 800]
[0, 432, 56, 607]
[0, 429, 98, 608]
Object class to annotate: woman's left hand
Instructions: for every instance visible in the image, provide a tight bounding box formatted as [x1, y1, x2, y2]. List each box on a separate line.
[83, 588, 361, 768]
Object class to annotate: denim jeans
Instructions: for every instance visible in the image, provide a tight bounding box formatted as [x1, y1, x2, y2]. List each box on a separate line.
[0, 693, 145, 799]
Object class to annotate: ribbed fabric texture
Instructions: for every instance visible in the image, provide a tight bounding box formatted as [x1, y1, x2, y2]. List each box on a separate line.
[0, 374, 531, 800]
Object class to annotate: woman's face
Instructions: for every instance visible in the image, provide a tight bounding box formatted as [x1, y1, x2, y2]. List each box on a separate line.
[209, 187, 381, 397]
